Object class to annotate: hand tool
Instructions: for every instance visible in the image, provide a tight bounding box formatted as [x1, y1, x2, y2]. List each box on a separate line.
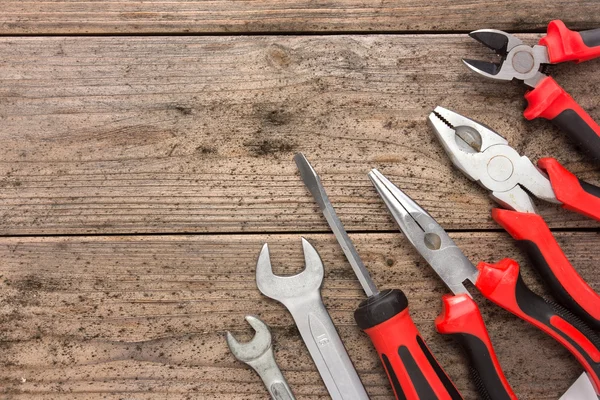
[428, 106, 600, 330]
[369, 168, 600, 396]
[561, 372, 599, 400]
[368, 168, 514, 400]
[226, 315, 296, 400]
[256, 238, 369, 400]
[294, 153, 462, 400]
[463, 20, 600, 159]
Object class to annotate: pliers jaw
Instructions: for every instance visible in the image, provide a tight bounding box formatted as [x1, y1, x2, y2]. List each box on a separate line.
[428, 107, 560, 214]
[368, 169, 478, 296]
[427, 106, 508, 178]
[464, 29, 550, 88]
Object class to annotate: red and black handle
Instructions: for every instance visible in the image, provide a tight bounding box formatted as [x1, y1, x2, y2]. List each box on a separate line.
[537, 157, 600, 221]
[539, 20, 600, 64]
[493, 208, 600, 330]
[524, 21, 600, 160]
[524, 76, 600, 161]
[475, 258, 600, 394]
[435, 294, 517, 400]
[355, 289, 463, 400]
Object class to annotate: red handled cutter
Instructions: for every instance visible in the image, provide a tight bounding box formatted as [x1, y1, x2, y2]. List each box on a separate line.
[463, 20, 600, 160]
[369, 169, 600, 398]
[428, 106, 600, 331]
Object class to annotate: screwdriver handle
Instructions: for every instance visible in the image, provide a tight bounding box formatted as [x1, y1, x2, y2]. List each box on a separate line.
[475, 258, 600, 395]
[435, 294, 517, 400]
[354, 289, 463, 400]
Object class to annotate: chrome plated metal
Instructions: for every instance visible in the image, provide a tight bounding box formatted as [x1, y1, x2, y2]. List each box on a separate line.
[226, 315, 296, 400]
[256, 238, 369, 400]
[427, 106, 560, 213]
[464, 29, 551, 88]
[368, 169, 479, 296]
[294, 153, 379, 297]
[560, 373, 599, 400]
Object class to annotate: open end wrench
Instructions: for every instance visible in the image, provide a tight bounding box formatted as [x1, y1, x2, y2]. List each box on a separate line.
[256, 238, 369, 400]
[226, 315, 295, 400]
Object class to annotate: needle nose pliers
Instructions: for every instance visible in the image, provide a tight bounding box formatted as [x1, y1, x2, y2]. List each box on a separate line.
[463, 20, 600, 159]
[369, 169, 600, 399]
[428, 106, 600, 331]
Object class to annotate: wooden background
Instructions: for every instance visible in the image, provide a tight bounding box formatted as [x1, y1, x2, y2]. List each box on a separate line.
[0, 2, 599, 399]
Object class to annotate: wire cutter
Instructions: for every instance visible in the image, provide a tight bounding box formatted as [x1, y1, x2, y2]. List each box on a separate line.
[428, 106, 600, 331]
[463, 20, 600, 159]
[369, 169, 600, 399]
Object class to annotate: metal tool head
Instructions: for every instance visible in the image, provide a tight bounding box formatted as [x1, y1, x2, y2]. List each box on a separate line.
[294, 152, 379, 298]
[464, 29, 550, 87]
[469, 29, 523, 56]
[226, 315, 272, 363]
[428, 106, 559, 213]
[256, 238, 324, 302]
[368, 169, 478, 296]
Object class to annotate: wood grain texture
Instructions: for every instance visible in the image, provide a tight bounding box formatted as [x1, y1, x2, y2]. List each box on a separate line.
[0, 35, 598, 235]
[1, 1, 599, 35]
[0, 231, 597, 399]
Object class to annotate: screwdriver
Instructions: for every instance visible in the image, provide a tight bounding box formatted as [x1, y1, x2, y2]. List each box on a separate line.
[294, 153, 463, 400]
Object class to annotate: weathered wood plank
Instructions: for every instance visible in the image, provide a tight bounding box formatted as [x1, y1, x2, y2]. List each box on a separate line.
[1, 1, 599, 34]
[0, 35, 598, 235]
[0, 232, 597, 399]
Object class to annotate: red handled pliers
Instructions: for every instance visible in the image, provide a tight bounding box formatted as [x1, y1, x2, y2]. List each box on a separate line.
[463, 20, 600, 160]
[428, 106, 600, 332]
[369, 169, 600, 399]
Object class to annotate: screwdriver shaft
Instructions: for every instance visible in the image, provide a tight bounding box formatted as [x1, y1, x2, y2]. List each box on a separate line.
[294, 153, 379, 297]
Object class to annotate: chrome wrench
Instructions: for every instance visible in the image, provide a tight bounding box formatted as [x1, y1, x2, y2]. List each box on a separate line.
[226, 315, 295, 400]
[256, 238, 369, 400]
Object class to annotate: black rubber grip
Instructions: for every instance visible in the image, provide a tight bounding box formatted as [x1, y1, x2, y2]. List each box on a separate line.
[581, 28, 600, 48]
[517, 240, 600, 330]
[579, 178, 600, 198]
[382, 354, 407, 400]
[415, 335, 463, 400]
[354, 289, 408, 330]
[553, 109, 600, 160]
[514, 272, 600, 378]
[448, 333, 513, 400]
[397, 344, 437, 399]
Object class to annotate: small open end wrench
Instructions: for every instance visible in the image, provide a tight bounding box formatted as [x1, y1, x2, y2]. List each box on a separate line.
[226, 315, 295, 400]
[256, 238, 369, 400]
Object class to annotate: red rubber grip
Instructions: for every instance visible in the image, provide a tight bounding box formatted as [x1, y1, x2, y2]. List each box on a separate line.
[475, 258, 600, 394]
[364, 308, 462, 400]
[524, 76, 600, 161]
[436, 294, 516, 400]
[524, 76, 598, 122]
[539, 20, 600, 63]
[537, 157, 600, 221]
[492, 208, 600, 328]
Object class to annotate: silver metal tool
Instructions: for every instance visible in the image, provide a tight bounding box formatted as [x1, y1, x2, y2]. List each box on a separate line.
[427, 105, 560, 213]
[256, 238, 369, 400]
[294, 153, 379, 298]
[463, 29, 550, 88]
[369, 169, 480, 295]
[226, 315, 295, 400]
[560, 373, 599, 400]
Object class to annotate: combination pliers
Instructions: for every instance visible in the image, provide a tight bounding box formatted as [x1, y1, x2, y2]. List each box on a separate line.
[428, 106, 600, 332]
[463, 20, 600, 159]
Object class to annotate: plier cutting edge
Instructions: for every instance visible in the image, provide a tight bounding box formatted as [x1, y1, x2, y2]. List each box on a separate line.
[428, 106, 600, 331]
[463, 20, 600, 159]
[369, 169, 600, 399]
